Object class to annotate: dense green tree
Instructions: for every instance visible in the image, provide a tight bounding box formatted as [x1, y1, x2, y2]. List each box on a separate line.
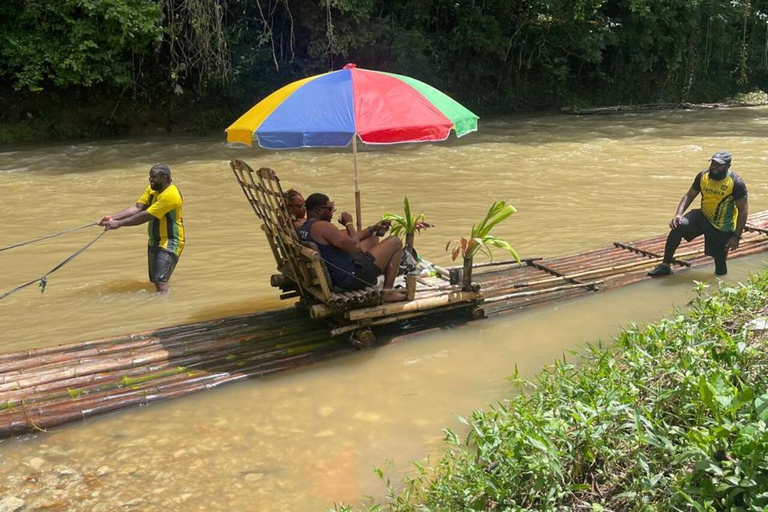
[1, 0, 767, 139]
[0, 0, 162, 91]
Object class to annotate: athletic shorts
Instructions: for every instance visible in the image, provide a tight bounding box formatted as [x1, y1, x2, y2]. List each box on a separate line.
[346, 252, 381, 290]
[148, 246, 179, 283]
[676, 209, 733, 265]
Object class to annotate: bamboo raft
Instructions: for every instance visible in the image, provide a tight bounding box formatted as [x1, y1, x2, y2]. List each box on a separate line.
[3, 208, 768, 438]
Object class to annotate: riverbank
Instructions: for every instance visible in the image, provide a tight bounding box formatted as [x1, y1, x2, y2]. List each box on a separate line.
[1, 89, 766, 144]
[351, 272, 768, 511]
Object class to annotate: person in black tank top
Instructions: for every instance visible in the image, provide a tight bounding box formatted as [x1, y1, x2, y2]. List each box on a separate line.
[299, 193, 406, 301]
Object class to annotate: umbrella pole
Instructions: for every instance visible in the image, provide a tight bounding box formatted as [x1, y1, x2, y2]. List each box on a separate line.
[353, 136, 362, 231]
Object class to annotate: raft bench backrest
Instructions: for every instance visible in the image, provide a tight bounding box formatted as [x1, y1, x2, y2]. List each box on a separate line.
[230, 159, 333, 303]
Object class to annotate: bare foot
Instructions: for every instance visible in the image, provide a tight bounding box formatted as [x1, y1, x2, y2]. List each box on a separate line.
[382, 290, 407, 302]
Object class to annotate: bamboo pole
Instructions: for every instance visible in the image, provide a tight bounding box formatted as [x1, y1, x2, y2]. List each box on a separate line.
[353, 136, 362, 232]
[347, 291, 479, 321]
[445, 257, 542, 270]
[511, 247, 711, 289]
[484, 281, 604, 303]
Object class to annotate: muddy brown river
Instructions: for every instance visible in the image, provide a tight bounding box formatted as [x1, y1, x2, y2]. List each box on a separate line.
[1, 107, 767, 510]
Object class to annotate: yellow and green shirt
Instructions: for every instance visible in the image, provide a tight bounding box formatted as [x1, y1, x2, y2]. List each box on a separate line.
[692, 170, 747, 232]
[137, 184, 185, 256]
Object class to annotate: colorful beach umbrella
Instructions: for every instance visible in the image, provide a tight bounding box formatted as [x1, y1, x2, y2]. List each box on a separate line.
[226, 63, 478, 230]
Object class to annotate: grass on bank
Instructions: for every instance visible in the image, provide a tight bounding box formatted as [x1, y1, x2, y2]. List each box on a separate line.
[344, 273, 768, 512]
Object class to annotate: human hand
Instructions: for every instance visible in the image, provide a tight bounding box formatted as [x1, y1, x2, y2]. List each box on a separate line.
[104, 219, 122, 231]
[726, 236, 740, 251]
[338, 212, 353, 226]
[373, 220, 391, 232]
[669, 215, 683, 230]
[97, 215, 112, 226]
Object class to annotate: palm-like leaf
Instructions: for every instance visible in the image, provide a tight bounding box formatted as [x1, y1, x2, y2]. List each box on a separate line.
[383, 196, 424, 238]
[472, 201, 517, 238]
[447, 201, 520, 262]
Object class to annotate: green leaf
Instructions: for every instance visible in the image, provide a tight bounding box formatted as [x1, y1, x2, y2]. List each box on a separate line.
[699, 375, 716, 413]
[730, 387, 755, 413]
[755, 393, 768, 422]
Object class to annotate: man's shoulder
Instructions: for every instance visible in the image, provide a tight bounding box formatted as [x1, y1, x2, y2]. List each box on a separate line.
[137, 185, 154, 204]
[161, 185, 183, 203]
[691, 170, 705, 188]
[730, 171, 748, 197]
[309, 219, 333, 231]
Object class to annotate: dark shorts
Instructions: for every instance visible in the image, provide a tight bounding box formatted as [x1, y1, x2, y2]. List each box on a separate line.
[676, 209, 732, 264]
[148, 246, 179, 283]
[345, 252, 381, 291]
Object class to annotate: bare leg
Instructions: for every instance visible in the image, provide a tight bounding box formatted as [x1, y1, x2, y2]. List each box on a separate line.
[154, 282, 170, 294]
[367, 237, 405, 301]
[361, 235, 379, 252]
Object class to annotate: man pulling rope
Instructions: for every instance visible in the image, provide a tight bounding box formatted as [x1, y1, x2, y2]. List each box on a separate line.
[98, 164, 185, 294]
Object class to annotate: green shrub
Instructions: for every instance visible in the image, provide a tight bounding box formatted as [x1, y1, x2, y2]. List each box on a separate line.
[346, 275, 768, 511]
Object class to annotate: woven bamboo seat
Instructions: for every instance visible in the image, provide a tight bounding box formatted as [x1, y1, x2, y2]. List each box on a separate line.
[231, 158, 482, 347]
[230, 159, 381, 310]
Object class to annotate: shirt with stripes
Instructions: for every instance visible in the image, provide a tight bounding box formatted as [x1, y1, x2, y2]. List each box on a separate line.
[692, 170, 747, 232]
[137, 184, 185, 256]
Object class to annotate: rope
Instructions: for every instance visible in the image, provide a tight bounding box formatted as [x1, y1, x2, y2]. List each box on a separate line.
[0, 223, 97, 253]
[0, 231, 107, 301]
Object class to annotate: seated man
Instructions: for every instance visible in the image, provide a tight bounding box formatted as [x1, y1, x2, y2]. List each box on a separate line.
[298, 193, 404, 301]
[284, 189, 306, 229]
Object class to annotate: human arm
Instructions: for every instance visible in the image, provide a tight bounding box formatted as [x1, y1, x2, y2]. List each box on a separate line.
[316, 215, 362, 255]
[669, 187, 700, 229]
[726, 198, 748, 250]
[98, 203, 147, 225]
[99, 187, 153, 225]
[104, 210, 154, 230]
[358, 220, 392, 241]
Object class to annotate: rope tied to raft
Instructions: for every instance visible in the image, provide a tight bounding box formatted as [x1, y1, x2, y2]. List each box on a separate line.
[0, 222, 97, 253]
[0, 230, 107, 300]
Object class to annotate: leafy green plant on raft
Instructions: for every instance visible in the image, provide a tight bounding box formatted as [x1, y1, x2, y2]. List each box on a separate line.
[446, 200, 520, 290]
[383, 196, 427, 250]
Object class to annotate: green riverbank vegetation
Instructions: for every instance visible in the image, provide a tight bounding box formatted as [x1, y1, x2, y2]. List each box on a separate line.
[346, 273, 768, 511]
[2, 0, 768, 141]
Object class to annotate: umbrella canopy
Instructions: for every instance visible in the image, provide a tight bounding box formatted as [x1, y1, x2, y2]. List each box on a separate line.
[226, 63, 478, 148]
[226, 63, 478, 230]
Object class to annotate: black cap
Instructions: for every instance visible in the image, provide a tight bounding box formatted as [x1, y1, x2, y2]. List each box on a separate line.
[710, 151, 732, 165]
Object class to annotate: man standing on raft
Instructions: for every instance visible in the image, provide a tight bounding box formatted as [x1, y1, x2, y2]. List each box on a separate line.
[98, 164, 185, 293]
[648, 151, 747, 277]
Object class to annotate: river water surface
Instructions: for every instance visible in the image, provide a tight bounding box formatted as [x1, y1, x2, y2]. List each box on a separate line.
[1, 107, 767, 510]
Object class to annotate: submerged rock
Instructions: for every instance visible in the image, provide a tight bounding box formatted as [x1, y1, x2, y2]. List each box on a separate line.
[96, 465, 112, 477]
[0, 496, 25, 512]
[25, 457, 45, 470]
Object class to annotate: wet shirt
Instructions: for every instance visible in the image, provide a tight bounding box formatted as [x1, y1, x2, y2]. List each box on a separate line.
[137, 184, 185, 256]
[298, 219, 354, 288]
[692, 170, 747, 232]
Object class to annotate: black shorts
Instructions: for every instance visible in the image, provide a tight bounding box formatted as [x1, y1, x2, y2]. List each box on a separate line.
[676, 209, 733, 264]
[345, 252, 381, 290]
[148, 246, 179, 283]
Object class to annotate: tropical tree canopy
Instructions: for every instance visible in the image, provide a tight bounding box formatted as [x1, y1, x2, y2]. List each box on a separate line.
[1, 0, 767, 137]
